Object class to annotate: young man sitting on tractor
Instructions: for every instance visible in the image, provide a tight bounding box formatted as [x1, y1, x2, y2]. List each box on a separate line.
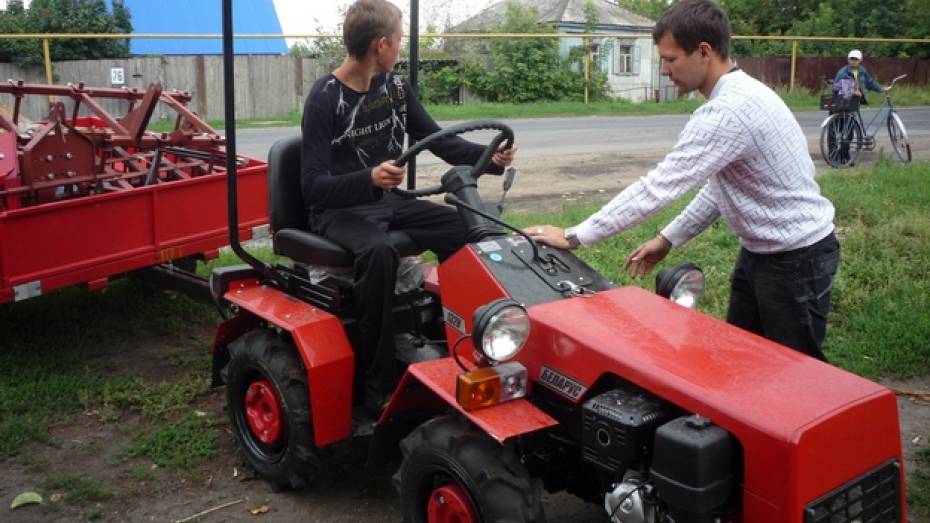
[528, 0, 841, 363]
[299, 0, 516, 415]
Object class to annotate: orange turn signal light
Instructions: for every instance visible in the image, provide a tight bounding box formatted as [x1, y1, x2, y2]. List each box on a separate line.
[456, 362, 528, 411]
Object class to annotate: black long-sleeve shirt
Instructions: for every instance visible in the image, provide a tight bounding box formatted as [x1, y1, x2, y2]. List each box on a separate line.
[300, 72, 497, 211]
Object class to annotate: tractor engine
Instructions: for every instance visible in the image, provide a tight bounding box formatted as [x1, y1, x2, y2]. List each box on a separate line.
[580, 386, 738, 523]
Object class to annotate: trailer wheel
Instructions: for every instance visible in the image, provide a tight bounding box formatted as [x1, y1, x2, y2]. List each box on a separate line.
[224, 328, 319, 490]
[394, 415, 544, 523]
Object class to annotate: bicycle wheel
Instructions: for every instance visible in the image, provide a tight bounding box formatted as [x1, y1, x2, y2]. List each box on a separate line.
[820, 112, 863, 168]
[887, 112, 911, 163]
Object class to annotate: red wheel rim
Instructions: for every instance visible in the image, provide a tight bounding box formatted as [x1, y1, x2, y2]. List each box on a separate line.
[244, 379, 282, 444]
[427, 483, 478, 523]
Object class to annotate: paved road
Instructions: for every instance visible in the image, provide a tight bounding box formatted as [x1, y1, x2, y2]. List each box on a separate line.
[235, 106, 930, 163]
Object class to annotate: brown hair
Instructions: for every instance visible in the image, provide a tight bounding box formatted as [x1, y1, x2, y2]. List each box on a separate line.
[343, 0, 403, 59]
[652, 0, 731, 60]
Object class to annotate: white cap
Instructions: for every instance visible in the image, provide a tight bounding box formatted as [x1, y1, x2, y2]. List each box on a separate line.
[848, 49, 863, 60]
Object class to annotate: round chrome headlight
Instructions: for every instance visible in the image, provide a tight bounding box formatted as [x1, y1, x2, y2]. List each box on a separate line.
[655, 262, 705, 309]
[472, 299, 531, 362]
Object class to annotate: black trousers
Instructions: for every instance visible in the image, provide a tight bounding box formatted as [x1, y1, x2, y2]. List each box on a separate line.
[310, 194, 467, 391]
[726, 232, 841, 361]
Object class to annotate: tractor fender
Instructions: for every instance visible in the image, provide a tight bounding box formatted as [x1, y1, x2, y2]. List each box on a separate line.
[214, 281, 354, 447]
[379, 358, 558, 444]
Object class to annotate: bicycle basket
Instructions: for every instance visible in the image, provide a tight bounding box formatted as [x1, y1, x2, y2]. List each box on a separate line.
[819, 94, 833, 111]
[829, 94, 860, 113]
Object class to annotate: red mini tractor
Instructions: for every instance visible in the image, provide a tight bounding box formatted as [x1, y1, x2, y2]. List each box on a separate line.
[210, 3, 905, 521]
[210, 122, 905, 523]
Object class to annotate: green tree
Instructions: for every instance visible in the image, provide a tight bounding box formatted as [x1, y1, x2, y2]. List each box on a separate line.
[616, 0, 670, 21]
[722, 0, 929, 58]
[458, 1, 609, 103]
[0, 0, 132, 66]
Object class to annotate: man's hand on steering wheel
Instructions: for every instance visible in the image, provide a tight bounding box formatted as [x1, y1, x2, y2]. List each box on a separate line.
[492, 143, 518, 168]
[371, 160, 405, 189]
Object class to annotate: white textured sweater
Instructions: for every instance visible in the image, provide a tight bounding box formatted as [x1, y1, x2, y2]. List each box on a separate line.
[574, 70, 835, 254]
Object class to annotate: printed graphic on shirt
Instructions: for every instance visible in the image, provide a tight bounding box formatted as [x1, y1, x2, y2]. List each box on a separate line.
[325, 73, 408, 168]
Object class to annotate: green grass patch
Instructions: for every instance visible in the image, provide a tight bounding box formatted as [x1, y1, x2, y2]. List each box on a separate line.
[0, 281, 215, 457]
[113, 413, 221, 468]
[128, 464, 156, 482]
[774, 84, 930, 110]
[41, 473, 114, 505]
[196, 244, 280, 278]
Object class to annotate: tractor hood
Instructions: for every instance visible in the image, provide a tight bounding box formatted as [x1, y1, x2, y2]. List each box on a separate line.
[521, 286, 901, 513]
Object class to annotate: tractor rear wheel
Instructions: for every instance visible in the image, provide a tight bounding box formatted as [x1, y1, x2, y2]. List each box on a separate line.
[223, 328, 319, 490]
[394, 415, 544, 523]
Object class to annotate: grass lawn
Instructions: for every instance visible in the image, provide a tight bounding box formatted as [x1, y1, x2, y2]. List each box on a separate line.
[0, 161, 928, 516]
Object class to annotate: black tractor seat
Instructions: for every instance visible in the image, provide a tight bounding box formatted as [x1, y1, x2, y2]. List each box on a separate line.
[273, 228, 420, 268]
[267, 135, 421, 268]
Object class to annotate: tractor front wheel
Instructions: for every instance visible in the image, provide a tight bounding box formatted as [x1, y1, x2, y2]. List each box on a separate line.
[223, 328, 319, 490]
[394, 415, 544, 523]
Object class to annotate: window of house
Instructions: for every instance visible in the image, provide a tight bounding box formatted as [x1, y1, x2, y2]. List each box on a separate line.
[615, 43, 633, 74]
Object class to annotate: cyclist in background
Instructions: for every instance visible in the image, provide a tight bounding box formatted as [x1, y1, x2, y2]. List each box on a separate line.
[835, 49, 886, 103]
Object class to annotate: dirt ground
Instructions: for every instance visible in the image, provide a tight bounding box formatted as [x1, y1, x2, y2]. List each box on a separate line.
[2, 143, 929, 522]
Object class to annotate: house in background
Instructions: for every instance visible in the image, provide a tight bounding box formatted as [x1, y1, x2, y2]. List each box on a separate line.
[452, 0, 676, 102]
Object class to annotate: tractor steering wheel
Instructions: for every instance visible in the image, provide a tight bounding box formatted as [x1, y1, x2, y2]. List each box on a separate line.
[392, 120, 514, 198]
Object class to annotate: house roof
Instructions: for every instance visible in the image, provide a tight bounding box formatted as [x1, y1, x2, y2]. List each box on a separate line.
[452, 0, 655, 32]
[104, 0, 287, 55]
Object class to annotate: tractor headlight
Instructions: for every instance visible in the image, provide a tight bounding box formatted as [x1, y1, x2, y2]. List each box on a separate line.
[472, 299, 530, 362]
[655, 263, 705, 309]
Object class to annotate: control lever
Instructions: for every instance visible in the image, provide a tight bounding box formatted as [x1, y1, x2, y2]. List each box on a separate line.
[497, 167, 516, 213]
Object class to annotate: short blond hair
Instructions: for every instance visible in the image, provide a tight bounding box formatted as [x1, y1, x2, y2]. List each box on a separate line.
[343, 0, 403, 59]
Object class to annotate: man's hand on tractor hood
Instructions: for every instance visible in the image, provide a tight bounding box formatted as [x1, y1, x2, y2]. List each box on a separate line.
[525, 224, 572, 250]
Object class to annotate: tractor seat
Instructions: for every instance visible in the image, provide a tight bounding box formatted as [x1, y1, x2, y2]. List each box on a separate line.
[267, 135, 421, 268]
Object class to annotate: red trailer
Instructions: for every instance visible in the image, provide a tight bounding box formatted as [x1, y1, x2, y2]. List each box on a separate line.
[0, 80, 268, 304]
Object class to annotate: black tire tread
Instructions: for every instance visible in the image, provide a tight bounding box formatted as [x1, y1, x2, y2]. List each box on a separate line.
[394, 415, 545, 523]
[225, 328, 320, 490]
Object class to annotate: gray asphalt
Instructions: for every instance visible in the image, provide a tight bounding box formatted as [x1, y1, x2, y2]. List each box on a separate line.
[233, 106, 930, 162]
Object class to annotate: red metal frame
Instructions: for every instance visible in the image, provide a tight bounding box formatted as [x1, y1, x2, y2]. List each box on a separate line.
[382, 357, 558, 442]
[0, 80, 268, 304]
[219, 280, 355, 447]
[0, 160, 267, 303]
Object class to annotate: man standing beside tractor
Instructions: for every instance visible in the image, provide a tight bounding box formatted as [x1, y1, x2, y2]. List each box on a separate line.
[528, 0, 840, 363]
[299, 0, 516, 415]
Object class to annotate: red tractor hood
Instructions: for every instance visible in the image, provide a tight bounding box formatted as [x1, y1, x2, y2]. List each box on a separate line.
[523, 286, 901, 515]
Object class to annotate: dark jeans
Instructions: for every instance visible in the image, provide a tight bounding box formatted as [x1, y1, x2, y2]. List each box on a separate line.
[310, 194, 467, 391]
[726, 232, 840, 361]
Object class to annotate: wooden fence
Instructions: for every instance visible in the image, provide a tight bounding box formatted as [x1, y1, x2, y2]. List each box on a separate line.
[738, 56, 930, 92]
[0, 55, 327, 123]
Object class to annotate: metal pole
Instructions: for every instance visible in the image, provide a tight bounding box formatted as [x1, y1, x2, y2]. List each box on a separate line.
[407, 0, 418, 189]
[583, 36, 590, 104]
[42, 39, 53, 85]
[790, 40, 798, 91]
[43, 38, 54, 103]
[221, 0, 274, 279]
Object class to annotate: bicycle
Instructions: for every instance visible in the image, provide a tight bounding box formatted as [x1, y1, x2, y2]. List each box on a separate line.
[819, 73, 911, 168]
